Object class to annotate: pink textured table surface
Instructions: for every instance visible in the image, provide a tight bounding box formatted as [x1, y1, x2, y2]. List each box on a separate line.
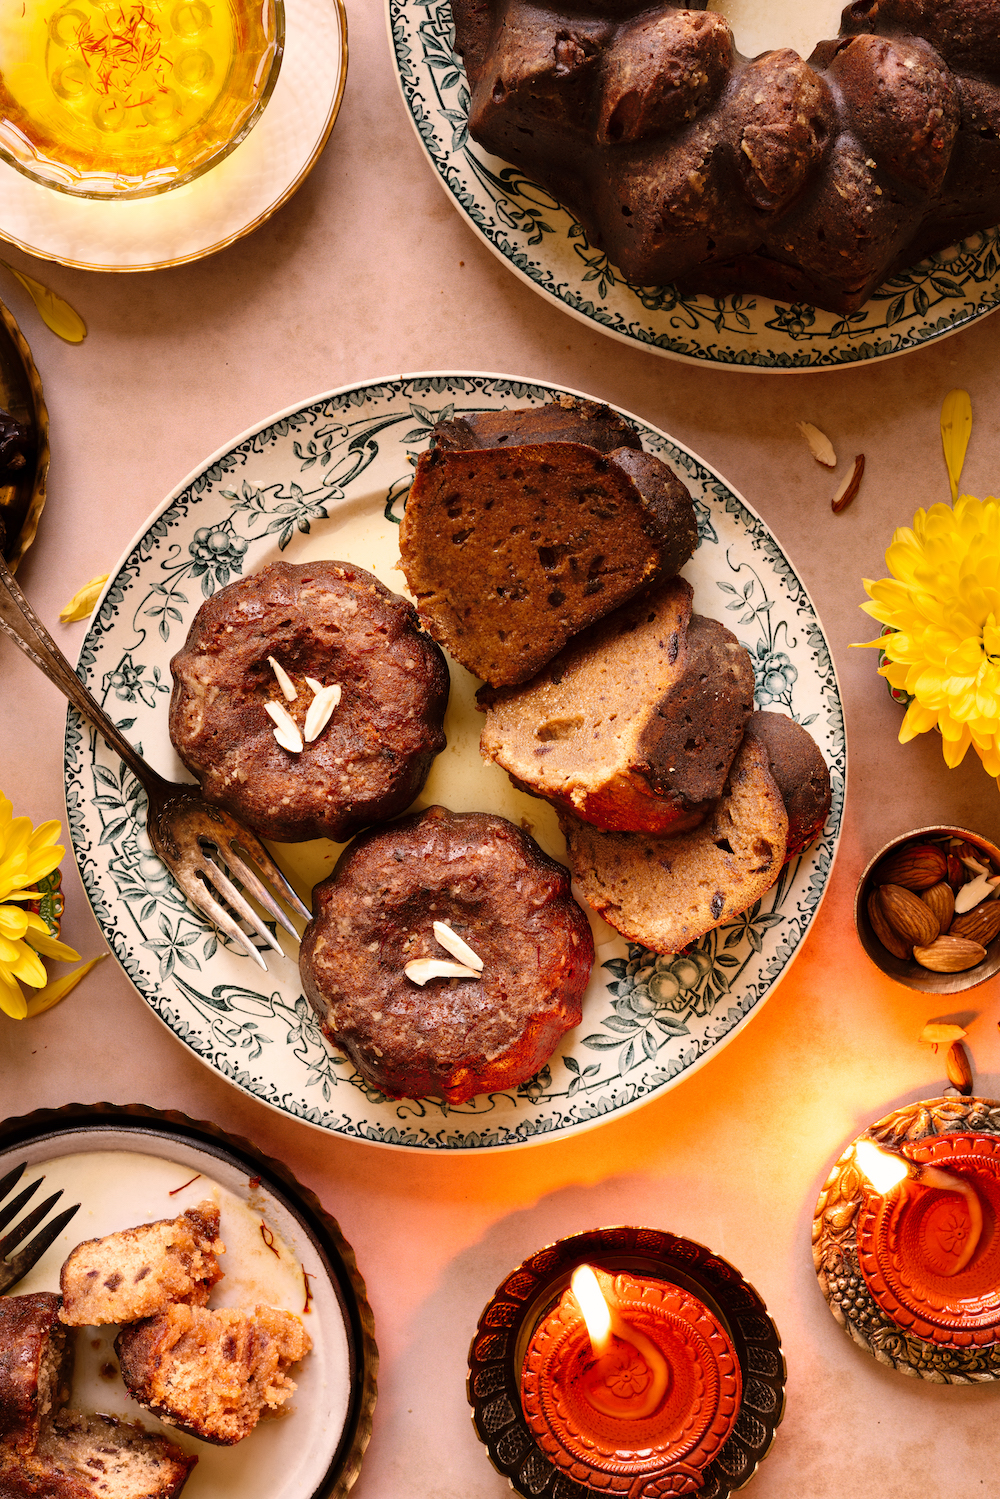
[2, 3, 1000, 1496]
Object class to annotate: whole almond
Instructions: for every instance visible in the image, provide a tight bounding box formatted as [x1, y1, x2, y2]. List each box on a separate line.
[880, 884, 941, 947]
[868, 889, 911, 961]
[921, 881, 955, 933]
[946, 1040, 973, 1095]
[950, 900, 1000, 947]
[912, 935, 988, 973]
[874, 843, 948, 891]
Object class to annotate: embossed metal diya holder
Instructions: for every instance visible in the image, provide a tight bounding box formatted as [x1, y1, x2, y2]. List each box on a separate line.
[814, 1096, 1000, 1382]
[468, 1226, 785, 1499]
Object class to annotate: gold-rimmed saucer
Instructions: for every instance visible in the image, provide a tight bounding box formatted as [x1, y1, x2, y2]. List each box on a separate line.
[0, 0, 347, 272]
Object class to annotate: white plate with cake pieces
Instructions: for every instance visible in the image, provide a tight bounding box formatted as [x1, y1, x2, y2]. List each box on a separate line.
[0, 1103, 376, 1499]
[65, 373, 844, 1151]
[388, 0, 1000, 370]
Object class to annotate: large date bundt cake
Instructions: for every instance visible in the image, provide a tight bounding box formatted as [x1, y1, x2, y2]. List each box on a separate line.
[451, 0, 1000, 314]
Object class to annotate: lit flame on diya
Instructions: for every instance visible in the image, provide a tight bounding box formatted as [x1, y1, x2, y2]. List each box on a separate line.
[570, 1265, 669, 1419]
[854, 1140, 984, 1275]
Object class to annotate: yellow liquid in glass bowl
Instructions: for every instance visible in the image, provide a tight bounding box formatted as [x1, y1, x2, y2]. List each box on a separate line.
[0, 0, 283, 197]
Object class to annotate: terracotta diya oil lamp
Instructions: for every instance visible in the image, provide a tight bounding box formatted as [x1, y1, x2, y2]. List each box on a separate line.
[520, 1263, 741, 1496]
[853, 1133, 1000, 1347]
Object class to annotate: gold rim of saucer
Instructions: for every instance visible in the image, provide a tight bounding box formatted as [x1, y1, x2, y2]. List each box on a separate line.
[0, 296, 49, 570]
[0, 0, 347, 273]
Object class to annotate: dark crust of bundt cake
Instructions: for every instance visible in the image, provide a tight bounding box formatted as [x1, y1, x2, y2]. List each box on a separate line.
[478, 577, 755, 834]
[399, 426, 697, 688]
[452, 0, 1000, 314]
[168, 559, 450, 843]
[743, 712, 832, 859]
[0, 1295, 72, 1457]
[299, 805, 594, 1104]
[431, 395, 644, 454]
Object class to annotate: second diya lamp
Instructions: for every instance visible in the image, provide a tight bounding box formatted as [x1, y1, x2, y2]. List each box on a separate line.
[815, 1096, 1000, 1379]
[468, 1226, 784, 1499]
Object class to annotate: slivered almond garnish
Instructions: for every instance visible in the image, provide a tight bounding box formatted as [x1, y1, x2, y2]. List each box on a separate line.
[268, 656, 297, 702]
[432, 920, 484, 971]
[404, 958, 480, 985]
[264, 700, 303, 753]
[919, 1022, 968, 1048]
[304, 684, 342, 742]
[305, 677, 324, 694]
[797, 421, 837, 467]
[832, 454, 865, 513]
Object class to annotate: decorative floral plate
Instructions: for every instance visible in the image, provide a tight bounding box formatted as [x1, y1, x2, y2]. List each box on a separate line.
[66, 373, 844, 1150]
[387, 0, 1000, 371]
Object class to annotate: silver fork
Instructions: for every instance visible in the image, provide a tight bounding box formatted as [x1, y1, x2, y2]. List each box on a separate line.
[0, 1161, 81, 1294]
[0, 553, 311, 970]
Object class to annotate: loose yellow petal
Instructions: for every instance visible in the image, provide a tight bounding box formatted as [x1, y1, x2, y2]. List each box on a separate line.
[941, 390, 972, 502]
[0, 261, 88, 344]
[60, 575, 109, 623]
[0, 969, 27, 1020]
[23, 954, 106, 1018]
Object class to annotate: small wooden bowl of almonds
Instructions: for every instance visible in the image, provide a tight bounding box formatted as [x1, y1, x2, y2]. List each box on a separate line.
[855, 826, 1000, 994]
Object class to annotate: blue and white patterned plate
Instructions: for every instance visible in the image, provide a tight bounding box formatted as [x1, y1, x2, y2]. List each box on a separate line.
[66, 374, 845, 1150]
[387, 0, 1000, 371]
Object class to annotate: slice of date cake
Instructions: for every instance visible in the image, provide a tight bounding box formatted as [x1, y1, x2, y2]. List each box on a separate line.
[59, 1203, 223, 1328]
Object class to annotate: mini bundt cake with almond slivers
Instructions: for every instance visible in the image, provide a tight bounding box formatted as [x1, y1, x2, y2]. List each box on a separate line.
[479, 576, 755, 834]
[452, 0, 1000, 315]
[115, 1304, 311, 1447]
[560, 734, 788, 954]
[59, 1202, 223, 1328]
[399, 428, 697, 688]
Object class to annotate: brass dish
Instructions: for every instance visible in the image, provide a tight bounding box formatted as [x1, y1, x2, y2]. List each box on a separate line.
[0, 296, 48, 570]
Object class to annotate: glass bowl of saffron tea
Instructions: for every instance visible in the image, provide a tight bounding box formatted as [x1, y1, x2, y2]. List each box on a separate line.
[0, 0, 284, 199]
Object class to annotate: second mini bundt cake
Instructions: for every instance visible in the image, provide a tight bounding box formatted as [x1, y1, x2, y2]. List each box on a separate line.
[169, 559, 449, 842]
[300, 805, 594, 1103]
[115, 1304, 311, 1447]
[479, 576, 755, 834]
[59, 1203, 223, 1327]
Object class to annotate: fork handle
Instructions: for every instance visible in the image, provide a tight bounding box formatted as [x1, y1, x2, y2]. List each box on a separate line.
[0, 555, 170, 794]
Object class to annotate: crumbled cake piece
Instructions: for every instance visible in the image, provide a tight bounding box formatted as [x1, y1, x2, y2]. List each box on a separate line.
[115, 1305, 311, 1447]
[59, 1203, 223, 1328]
[561, 734, 789, 954]
[399, 430, 697, 688]
[479, 577, 755, 833]
[0, 1294, 73, 1456]
[431, 396, 644, 455]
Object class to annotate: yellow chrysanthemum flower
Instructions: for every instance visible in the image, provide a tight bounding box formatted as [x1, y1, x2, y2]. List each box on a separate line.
[0, 790, 88, 1019]
[858, 494, 1000, 781]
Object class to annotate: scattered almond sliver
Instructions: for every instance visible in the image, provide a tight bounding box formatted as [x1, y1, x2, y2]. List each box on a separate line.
[432, 919, 484, 971]
[796, 421, 837, 467]
[831, 454, 865, 514]
[268, 656, 297, 702]
[919, 1022, 968, 1046]
[265, 700, 303, 753]
[306, 677, 324, 694]
[404, 958, 480, 986]
[304, 684, 342, 742]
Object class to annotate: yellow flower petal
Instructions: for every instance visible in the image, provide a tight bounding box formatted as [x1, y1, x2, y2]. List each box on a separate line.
[24, 954, 106, 1018]
[25, 931, 82, 963]
[59, 574, 109, 623]
[0, 970, 27, 1019]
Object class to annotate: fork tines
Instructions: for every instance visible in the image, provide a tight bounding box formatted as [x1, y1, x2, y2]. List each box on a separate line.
[0, 1168, 81, 1295]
